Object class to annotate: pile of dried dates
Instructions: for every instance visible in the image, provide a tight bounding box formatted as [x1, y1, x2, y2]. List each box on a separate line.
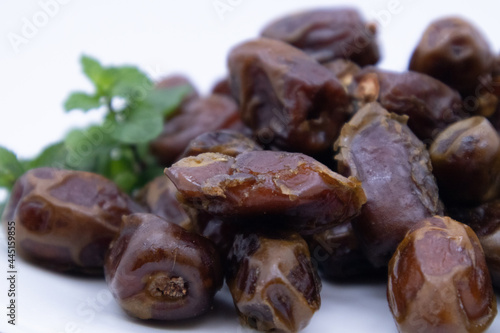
[4, 6, 500, 333]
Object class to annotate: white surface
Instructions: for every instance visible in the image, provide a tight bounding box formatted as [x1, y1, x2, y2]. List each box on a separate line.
[1, 1, 500, 333]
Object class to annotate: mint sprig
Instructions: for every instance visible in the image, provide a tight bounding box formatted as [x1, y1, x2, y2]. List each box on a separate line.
[0, 55, 191, 200]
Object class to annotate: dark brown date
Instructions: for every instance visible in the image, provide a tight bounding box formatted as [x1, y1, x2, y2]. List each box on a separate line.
[409, 17, 494, 96]
[135, 175, 192, 230]
[155, 75, 198, 103]
[150, 94, 246, 166]
[335, 102, 443, 267]
[226, 231, 321, 332]
[306, 221, 381, 281]
[352, 67, 465, 141]
[178, 130, 262, 160]
[387, 216, 497, 333]
[323, 59, 361, 91]
[211, 77, 233, 99]
[227, 38, 350, 155]
[430, 116, 500, 205]
[1, 167, 143, 274]
[165, 150, 366, 235]
[192, 212, 239, 262]
[105, 213, 223, 320]
[261, 8, 379, 66]
[448, 200, 500, 288]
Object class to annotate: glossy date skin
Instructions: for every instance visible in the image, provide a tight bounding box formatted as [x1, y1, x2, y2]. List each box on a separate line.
[178, 130, 262, 160]
[165, 150, 366, 235]
[430, 116, 500, 205]
[448, 200, 500, 288]
[135, 175, 192, 230]
[1, 167, 143, 274]
[261, 8, 379, 66]
[352, 67, 465, 141]
[105, 213, 223, 320]
[150, 94, 246, 166]
[387, 216, 497, 333]
[226, 231, 321, 333]
[409, 17, 494, 96]
[228, 38, 351, 155]
[335, 102, 443, 267]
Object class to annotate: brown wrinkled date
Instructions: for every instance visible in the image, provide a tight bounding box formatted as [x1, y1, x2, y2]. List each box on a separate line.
[165, 150, 366, 234]
[178, 129, 262, 160]
[1, 167, 142, 274]
[150, 94, 247, 166]
[409, 17, 495, 96]
[430, 116, 500, 205]
[335, 102, 443, 267]
[351, 67, 465, 140]
[105, 213, 223, 320]
[261, 8, 379, 66]
[226, 231, 321, 333]
[227, 38, 351, 155]
[306, 221, 381, 280]
[323, 59, 361, 91]
[448, 200, 500, 288]
[387, 216, 497, 333]
[135, 175, 192, 230]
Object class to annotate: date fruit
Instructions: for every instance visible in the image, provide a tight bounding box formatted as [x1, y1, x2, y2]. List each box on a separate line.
[226, 231, 321, 332]
[306, 221, 381, 280]
[135, 175, 192, 230]
[387, 216, 497, 333]
[352, 67, 465, 140]
[448, 200, 500, 288]
[150, 94, 246, 166]
[228, 38, 350, 155]
[165, 150, 366, 234]
[430, 116, 500, 205]
[178, 130, 262, 159]
[105, 213, 223, 320]
[261, 8, 379, 66]
[409, 17, 494, 96]
[335, 102, 443, 267]
[2, 167, 142, 274]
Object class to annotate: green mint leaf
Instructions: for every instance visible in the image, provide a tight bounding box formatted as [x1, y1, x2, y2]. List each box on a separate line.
[81, 55, 104, 88]
[142, 85, 191, 117]
[0, 200, 6, 220]
[110, 110, 163, 144]
[107, 149, 138, 192]
[64, 126, 114, 171]
[26, 142, 69, 170]
[64, 92, 102, 112]
[109, 66, 152, 99]
[0, 147, 25, 189]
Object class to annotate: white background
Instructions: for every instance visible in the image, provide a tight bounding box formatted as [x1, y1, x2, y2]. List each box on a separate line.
[1, 0, 500, 332]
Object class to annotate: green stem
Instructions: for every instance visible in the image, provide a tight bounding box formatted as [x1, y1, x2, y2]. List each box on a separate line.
[130, 144, 147, 173]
